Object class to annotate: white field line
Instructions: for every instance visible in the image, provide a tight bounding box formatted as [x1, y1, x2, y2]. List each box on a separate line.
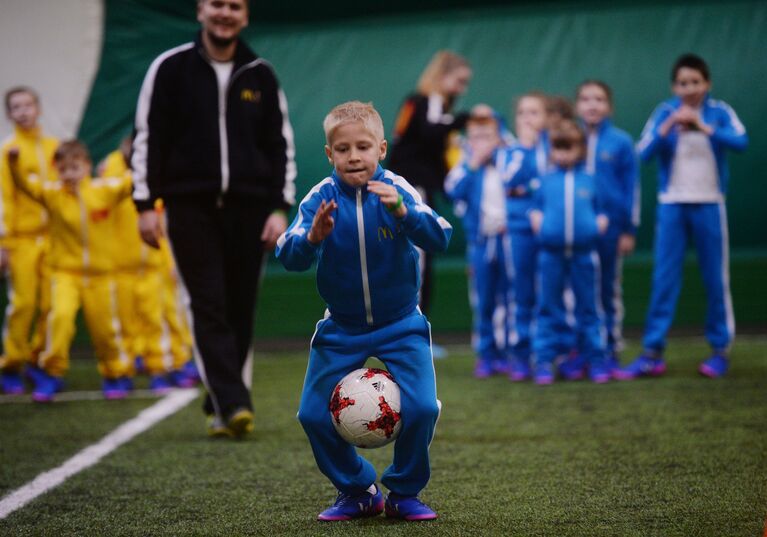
[0, 388, 198, 519]
[0, 389, 171, 404]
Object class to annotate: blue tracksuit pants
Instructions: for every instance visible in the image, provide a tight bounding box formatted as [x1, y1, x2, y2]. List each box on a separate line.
[642, 202, 734, 352]
[297, 309, 439, 496]
[467, 234, 512, 363]
[535, 248, 606, 367]
[509, 229, 537, 362]
[596, 225, 625, 355]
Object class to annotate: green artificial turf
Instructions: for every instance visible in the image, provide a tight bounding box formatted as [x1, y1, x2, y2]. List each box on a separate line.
[1, 338, 766, 536]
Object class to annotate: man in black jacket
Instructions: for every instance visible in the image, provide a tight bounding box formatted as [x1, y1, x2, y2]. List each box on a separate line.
[132, 0, 296, 437]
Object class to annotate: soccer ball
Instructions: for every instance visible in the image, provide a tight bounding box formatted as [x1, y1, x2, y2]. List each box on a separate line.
[329, 367, 402, 449]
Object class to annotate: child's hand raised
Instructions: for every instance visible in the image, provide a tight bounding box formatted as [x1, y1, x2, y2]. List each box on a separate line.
[307, 199, 338, 244]
[7, 147, 20, 166]
[368, 181, 407, 218]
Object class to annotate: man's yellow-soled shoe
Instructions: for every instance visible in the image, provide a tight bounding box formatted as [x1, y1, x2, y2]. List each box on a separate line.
[206, 414, 234, 438]
[226, 408, 255, 438]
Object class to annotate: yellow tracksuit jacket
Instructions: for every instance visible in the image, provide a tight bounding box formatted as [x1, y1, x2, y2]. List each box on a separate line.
[101, 150, 171, 376]
[10, 166, 132, 379]
[0, 127, 57, 371]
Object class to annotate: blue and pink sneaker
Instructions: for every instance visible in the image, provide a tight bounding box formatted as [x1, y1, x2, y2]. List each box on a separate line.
[613, 354, 666, 381]
[533, 363, 555, 386]
[1, 371, 25, 394]
[385, 492, 437, 521]
[698, 354, 729, 378]
[509, 357, 531, 382]
[149, 375, 173, 395]
[317, 485, 384, 521]
[605, 353, 621, 377]
[558, 352, 587, 381]
[28, 367, 64, 403]
[589, 362, 611, 384]
[103, 377, 134, 400]
[473, 359, 493, 379]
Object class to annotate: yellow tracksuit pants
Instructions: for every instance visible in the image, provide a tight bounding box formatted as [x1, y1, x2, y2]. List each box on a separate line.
[1, 235, 50, 372]
[114, 269, 169, 376]
[38, 271, 129, 379]
[162, 274, 192, 370]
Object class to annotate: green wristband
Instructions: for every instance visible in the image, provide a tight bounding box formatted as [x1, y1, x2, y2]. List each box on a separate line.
[386, 194, 403, 213]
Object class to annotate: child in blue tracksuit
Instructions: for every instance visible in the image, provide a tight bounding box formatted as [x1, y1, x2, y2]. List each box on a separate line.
[575, 80, 639, 374]
[276, 101, 451, 522]
[503, 92, 551, 381]
[529, 120, 610, 385]
[618, 54, 747, 380]
[444, 112, 512, 379]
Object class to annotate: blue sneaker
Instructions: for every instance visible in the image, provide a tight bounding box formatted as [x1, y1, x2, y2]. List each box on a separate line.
[1, 371, 25, 394]
[534, 363, 555, 386]
[508, 357, 531, 382]
[699, 354, 729, 378]
[29, 368, 64, 403]
[103, 377, 132, 400]
[558, 352, 587, 381]
[473, 359, 493, 379]
[589, 362, 611, 384]
[491, 359, 510, 375]
[614, 354, 666, 381]
[605, 353, 621, 376]
[385, 492, 438, 521]
[317, 485, 384, 521]
[169, 369, 197, 388]
[182, 360, 201, 383]
[149, 375, 172, 395]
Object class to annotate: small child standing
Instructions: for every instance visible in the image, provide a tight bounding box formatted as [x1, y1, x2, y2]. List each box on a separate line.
[8, 141, 133, 401]
[618, 54, 748, 379]
[529, 120, 610, 385]
[444, 112, 512, 378]
[574, 80, 639, 375]
[277, 101, 451, 521]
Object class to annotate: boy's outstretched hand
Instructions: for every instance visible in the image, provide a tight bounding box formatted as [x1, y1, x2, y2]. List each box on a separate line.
[368, 181, 407, 219]
[307, 199, 337, 244]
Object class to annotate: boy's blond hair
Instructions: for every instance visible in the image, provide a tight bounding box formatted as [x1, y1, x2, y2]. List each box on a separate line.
[323, 101, 384, 144]
[416, 50, 470, 97]
[54, 140, 91, 164]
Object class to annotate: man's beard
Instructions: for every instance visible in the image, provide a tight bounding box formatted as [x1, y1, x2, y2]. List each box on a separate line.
[206, 29, 237, 49]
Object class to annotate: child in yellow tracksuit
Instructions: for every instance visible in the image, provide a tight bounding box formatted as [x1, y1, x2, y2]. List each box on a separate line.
[0, 87, 57, 394]
[100, 142, 198, 389]
[100, 141, 177, 393]
[8, 140, 132, 402]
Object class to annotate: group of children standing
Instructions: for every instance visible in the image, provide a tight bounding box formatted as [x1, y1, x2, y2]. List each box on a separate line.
[0, 87, 199, 402]
[445, 53, 747, 385]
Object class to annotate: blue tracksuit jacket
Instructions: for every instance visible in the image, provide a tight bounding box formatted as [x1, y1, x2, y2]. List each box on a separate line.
[636, 94, 747, 353]
[276, 165, 451, 497]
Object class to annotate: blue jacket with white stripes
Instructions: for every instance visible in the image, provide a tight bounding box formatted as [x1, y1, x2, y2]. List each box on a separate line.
[636, 95, 748, 196]
[584, 119, 639, 235]
[531, 164, 606, 251]
[276, 166, 452, 328]
[443, 147, 510, 244]
[504, 135, 551, 232]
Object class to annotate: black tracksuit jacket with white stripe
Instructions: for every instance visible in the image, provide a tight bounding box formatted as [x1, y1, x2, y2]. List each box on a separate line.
[132, 33, 296, 213]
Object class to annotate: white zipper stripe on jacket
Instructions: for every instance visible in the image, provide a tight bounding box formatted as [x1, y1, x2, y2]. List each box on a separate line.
[564, 170, 574, 257]
[219, 58, 267, 194]
[356, 188, 373, 325]
[586, 131, 597, 175]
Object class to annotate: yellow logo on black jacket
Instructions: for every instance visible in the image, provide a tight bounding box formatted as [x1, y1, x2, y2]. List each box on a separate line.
[240, 89, 261, 102]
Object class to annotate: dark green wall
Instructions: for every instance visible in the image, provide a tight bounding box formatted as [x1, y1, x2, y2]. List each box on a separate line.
[80, 0, 766, 252]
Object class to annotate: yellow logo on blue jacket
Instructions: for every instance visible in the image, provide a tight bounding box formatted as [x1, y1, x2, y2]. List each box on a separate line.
[378, 226, 394, 241]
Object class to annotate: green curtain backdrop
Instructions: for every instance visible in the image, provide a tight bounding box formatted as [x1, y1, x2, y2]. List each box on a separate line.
[80, 0, 766, 253]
